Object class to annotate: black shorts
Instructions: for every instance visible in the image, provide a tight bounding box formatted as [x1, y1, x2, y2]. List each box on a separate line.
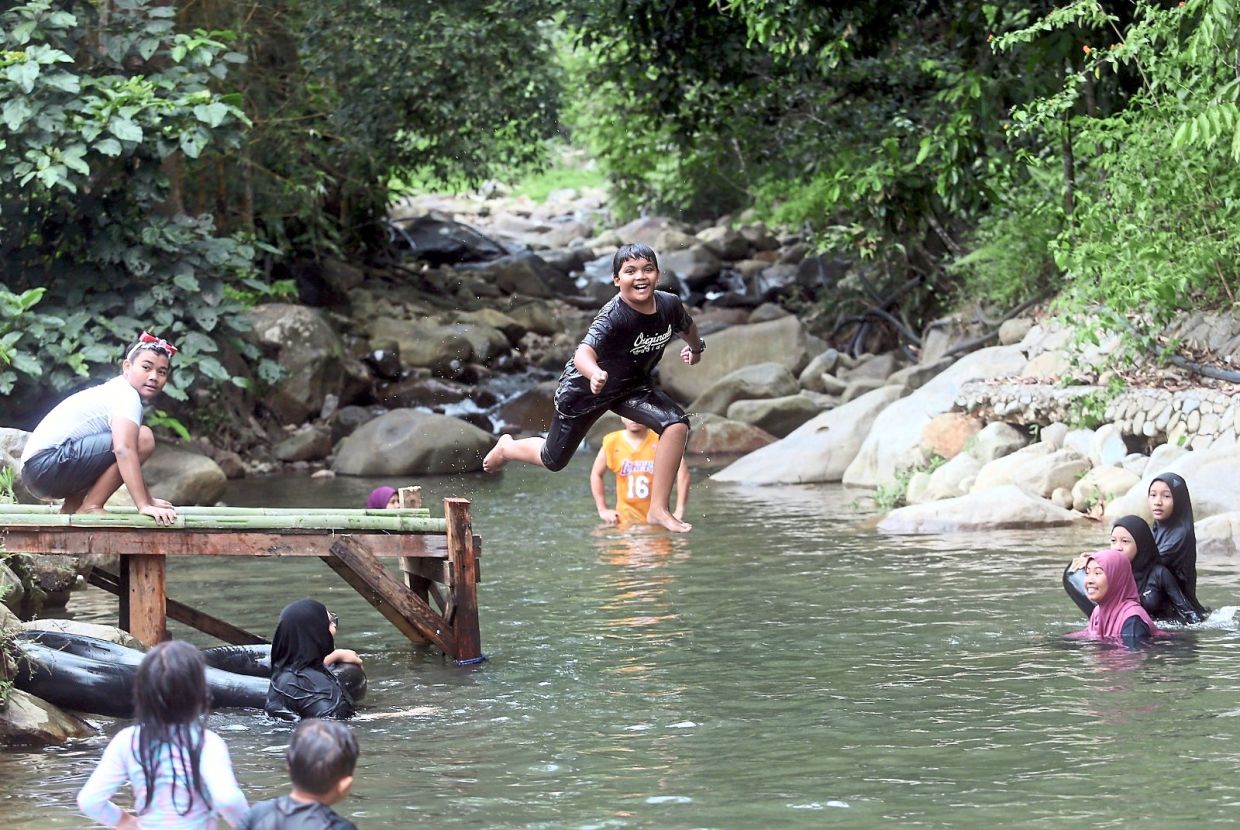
[540, 385, 689, 471]
[22, 431, 116, 500]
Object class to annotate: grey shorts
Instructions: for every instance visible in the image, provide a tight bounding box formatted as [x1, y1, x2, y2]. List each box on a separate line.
[22, 431, 116, 500]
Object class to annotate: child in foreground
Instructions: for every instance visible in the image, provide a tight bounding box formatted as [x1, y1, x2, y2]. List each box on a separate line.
[21, 332, 178, 525]
[591, 416, 690, 526]
[483, 243, 704, 533]
[77, 640, 249, 829]
[236, 719, 359, 830]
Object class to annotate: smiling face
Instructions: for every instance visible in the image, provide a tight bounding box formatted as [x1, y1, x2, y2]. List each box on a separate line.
[1148, 480, 1174, 522]
[613, 256, 659, 311]
[1109, 525, 1138, 561]
[122, 351, 171, 402]
[1083, 559, 1110, 603]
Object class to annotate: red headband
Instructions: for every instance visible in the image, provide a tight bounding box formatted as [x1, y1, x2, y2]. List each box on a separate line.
[128, 331, 178, 360]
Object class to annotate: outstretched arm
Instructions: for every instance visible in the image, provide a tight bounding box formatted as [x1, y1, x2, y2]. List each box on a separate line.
[590, 447, 619, 525]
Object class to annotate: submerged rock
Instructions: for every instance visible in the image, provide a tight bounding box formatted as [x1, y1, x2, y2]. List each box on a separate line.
[0, 689, 95, 746]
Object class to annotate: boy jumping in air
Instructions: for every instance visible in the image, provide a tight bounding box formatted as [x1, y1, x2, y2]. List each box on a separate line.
[19, 332, 179, 525]
[591, 417, 690, 527]
[483, 243, 704, 533]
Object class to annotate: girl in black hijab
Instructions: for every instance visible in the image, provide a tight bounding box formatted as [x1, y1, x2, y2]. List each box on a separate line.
[265, 599, 360, 721]
[1149, 473, 1208, 618]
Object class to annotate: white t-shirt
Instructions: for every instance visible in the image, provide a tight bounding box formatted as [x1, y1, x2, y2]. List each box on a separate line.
[20, 376, 144, 466]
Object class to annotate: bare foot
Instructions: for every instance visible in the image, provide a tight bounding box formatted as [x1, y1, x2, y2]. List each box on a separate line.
[482, 434, 513, 474]
[647, 508, 692, 533]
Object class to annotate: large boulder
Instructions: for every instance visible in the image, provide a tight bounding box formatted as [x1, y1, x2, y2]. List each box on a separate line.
[727, 394, 821, 438]
[842, 346, 1027, 488]
[22, 619, 144, 649]
[713, 385, 904, 484]
[1104, 444, 1240, 524]
[1071, 465, 1141, 513]
[273, 427, 332, 463]
[0, 689, 96, 745]
[968, 422, 1030, 464]
[695, 226, 750, 260]
[143, 445, 227, 506]
[879, 485, 1086, 533]
[368, 316, 475, 369]
[660, 245, 723, 290]
[910, 452, 984, 503]
[0, 563, 24, 614]
[971, 445, 1091, 499]
[496, 381, 557, 434]
[247, 304, 346, 424]
[921, 413, 983, 460]
[333, 409, 492, 475]
[690, 363, 799, 416]
[1196, 513, 1240, 559]
[660, 315, 812, 402]
[388, 216, 506, 265]
[685, 414, 775, 457]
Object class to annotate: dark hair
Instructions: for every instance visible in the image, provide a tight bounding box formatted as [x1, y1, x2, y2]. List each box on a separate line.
[611, 243, 659, 277]
[132, 640, 212, 816]
[287, 718, 359, 795]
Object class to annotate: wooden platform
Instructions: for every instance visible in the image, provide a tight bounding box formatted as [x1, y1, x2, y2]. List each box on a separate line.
[0, 498, 483, 664]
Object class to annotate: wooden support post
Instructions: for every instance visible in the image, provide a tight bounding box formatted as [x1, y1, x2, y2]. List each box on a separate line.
[398, 486, 432, 606]
[325, 537, 456, 655]
[117, 554, 131, 632]
[445, 498, 482, 664]
[126, 554, 167, 646]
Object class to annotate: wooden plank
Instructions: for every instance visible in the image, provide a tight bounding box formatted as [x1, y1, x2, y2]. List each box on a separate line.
[88, 569, 267, 646]
[326, 536, 454, 654]
[117, 554, 131, 632]
[126, 554, 167, 646]
[0, 529, 449, 558]
[445, 499, 482, 663]
[398, 486, 432, 601]
[0, 504, 430, 518]
[398, 486, 423, 509]
[0, 513, 448, 533]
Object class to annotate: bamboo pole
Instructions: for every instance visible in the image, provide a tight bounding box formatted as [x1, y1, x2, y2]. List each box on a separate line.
[0, 513, 448, 533]
[0, 504, 430, 517]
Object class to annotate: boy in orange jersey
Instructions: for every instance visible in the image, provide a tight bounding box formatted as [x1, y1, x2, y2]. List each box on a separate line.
[590, 417, 690, 526]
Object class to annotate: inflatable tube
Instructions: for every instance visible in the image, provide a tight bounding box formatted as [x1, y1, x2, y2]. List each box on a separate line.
[11, 632, 364, 719]
[1063, 563, 1093, 619]
[202, 643, 367, 702]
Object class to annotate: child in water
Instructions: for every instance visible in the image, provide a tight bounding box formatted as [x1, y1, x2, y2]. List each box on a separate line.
[237, 719, 359, 830]
[77, 640, 249, 828]
[21, 332, 179, 525]
[483, 243, 704, 533]
[590, 416, 690, 526]
[1148, 472, 1208, 618]
[1067, 549, 1161, 647]
[266, 599, 362, 721]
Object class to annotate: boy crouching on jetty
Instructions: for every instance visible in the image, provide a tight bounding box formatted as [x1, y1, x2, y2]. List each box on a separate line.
[19, 332, 178, 525]
[483, 243, 704, 533]
[238, 718, 360, 830]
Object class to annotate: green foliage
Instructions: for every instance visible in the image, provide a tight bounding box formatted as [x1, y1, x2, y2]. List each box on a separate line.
[147, 409, 191, 441]
[1067, 376, 1128, 430]
[0, 466, 15, 504]
[0, 0, 279, 422]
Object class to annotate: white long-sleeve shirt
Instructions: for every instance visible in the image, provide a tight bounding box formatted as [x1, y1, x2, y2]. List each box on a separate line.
[77, 725, 248, 829]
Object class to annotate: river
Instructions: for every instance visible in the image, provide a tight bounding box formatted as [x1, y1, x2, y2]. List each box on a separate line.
[4, 457, 1240, 828]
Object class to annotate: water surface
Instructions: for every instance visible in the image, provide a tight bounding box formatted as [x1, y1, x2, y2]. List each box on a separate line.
[4, 457, 1240, 828]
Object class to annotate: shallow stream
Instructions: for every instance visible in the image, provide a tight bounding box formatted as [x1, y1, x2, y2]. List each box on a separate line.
[4, 458, 1240, 828]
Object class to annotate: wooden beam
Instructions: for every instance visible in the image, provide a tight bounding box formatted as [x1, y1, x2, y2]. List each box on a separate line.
[325, 537, 455, 654]
[1, 512, 446, 533]
[87, 569, 267, 646]
[445, 499, 482, 663]
[0, 529, 448, 558]
[126, 554, 167, 647]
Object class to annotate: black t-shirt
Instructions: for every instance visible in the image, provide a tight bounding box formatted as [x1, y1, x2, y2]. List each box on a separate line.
[555, 291, 692, 415]
[236, 796, 357, 830]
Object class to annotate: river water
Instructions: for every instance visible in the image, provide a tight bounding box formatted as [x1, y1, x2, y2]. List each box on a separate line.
[4, 457, 1240, 828]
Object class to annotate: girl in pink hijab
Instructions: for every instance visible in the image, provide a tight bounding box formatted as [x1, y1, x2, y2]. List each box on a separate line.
[1068, 549, 1161, 646]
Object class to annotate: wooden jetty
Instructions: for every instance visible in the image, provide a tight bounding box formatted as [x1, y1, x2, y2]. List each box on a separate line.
[0, 495, 483, 664]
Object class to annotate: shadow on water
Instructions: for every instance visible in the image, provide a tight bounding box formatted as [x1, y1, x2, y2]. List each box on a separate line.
[5, 456, 1240, 828]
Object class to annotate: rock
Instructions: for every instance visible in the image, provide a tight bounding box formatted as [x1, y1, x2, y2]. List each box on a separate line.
[273, 428, 332, 463]
[1039, 422, 1069, 451]
[505, 301, 559, 337]
[538, 246, 593, 276]
[1104, 444, 1240, 524]
[886, 359, 951, 392]
[458, 308, 527, 346]
[1090, 423, 1130, 468]
[1071, 466, 1141, 512]
[247, 304, 346, 424]
[972, 445, 1090, 499]
[917, 452, 983, 502]
[921, 413, 983, 460]
[713, 385, 904, 484]
[748, 302, 789, 324]
[1021, 349, 1073, 379]
[690, 363, 799, 416]
[842, 377, 889, 403]
[726, 394, 822, 438]
[215, 451, 246, 479]
[653, 228, 699, 251]
[321, 258, 365, 294]
[0, 562, 24, 614]
[660, 315, 811, 402]
[388, 216, 506, 265]
[878, 485, 1085, 533]
[496, 381, 557, 434]
[839, 353, 897, 383]
[905, 471, 933, 505]
[1120, 452, 1149, 477]
[1062, 427, 1095, 459]
[686, 413, 776, 456]
[738, 222, 779, 250]
[968, 422, 1030, 464]
[330, 405, 384, 445]
[798, 350, 841, 392]
[0, 427, 29, 486]
[22, 618, 144, 649]
[143, 445, 227, 506]
[998, 317, 1034, 346]
[1196, 512, 1240, 559]
[333, 409, 493, 475]
[615, 216, 688, 247]
[1051, 487, 1075, 509]
[16, 554, 77, 610]
[583, 413, 626, 451]
[376, 377, 472, 409]
[695, 226, 750, 260]
[538, 220, 594, 249]
[659, 245, 723, 290]
[0, 602, 20, 638]
[369, 316, 475, 369]
[842, 345, 1027, 488]
[477, 252, 560, 297]
[0, 689, 95, 746]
